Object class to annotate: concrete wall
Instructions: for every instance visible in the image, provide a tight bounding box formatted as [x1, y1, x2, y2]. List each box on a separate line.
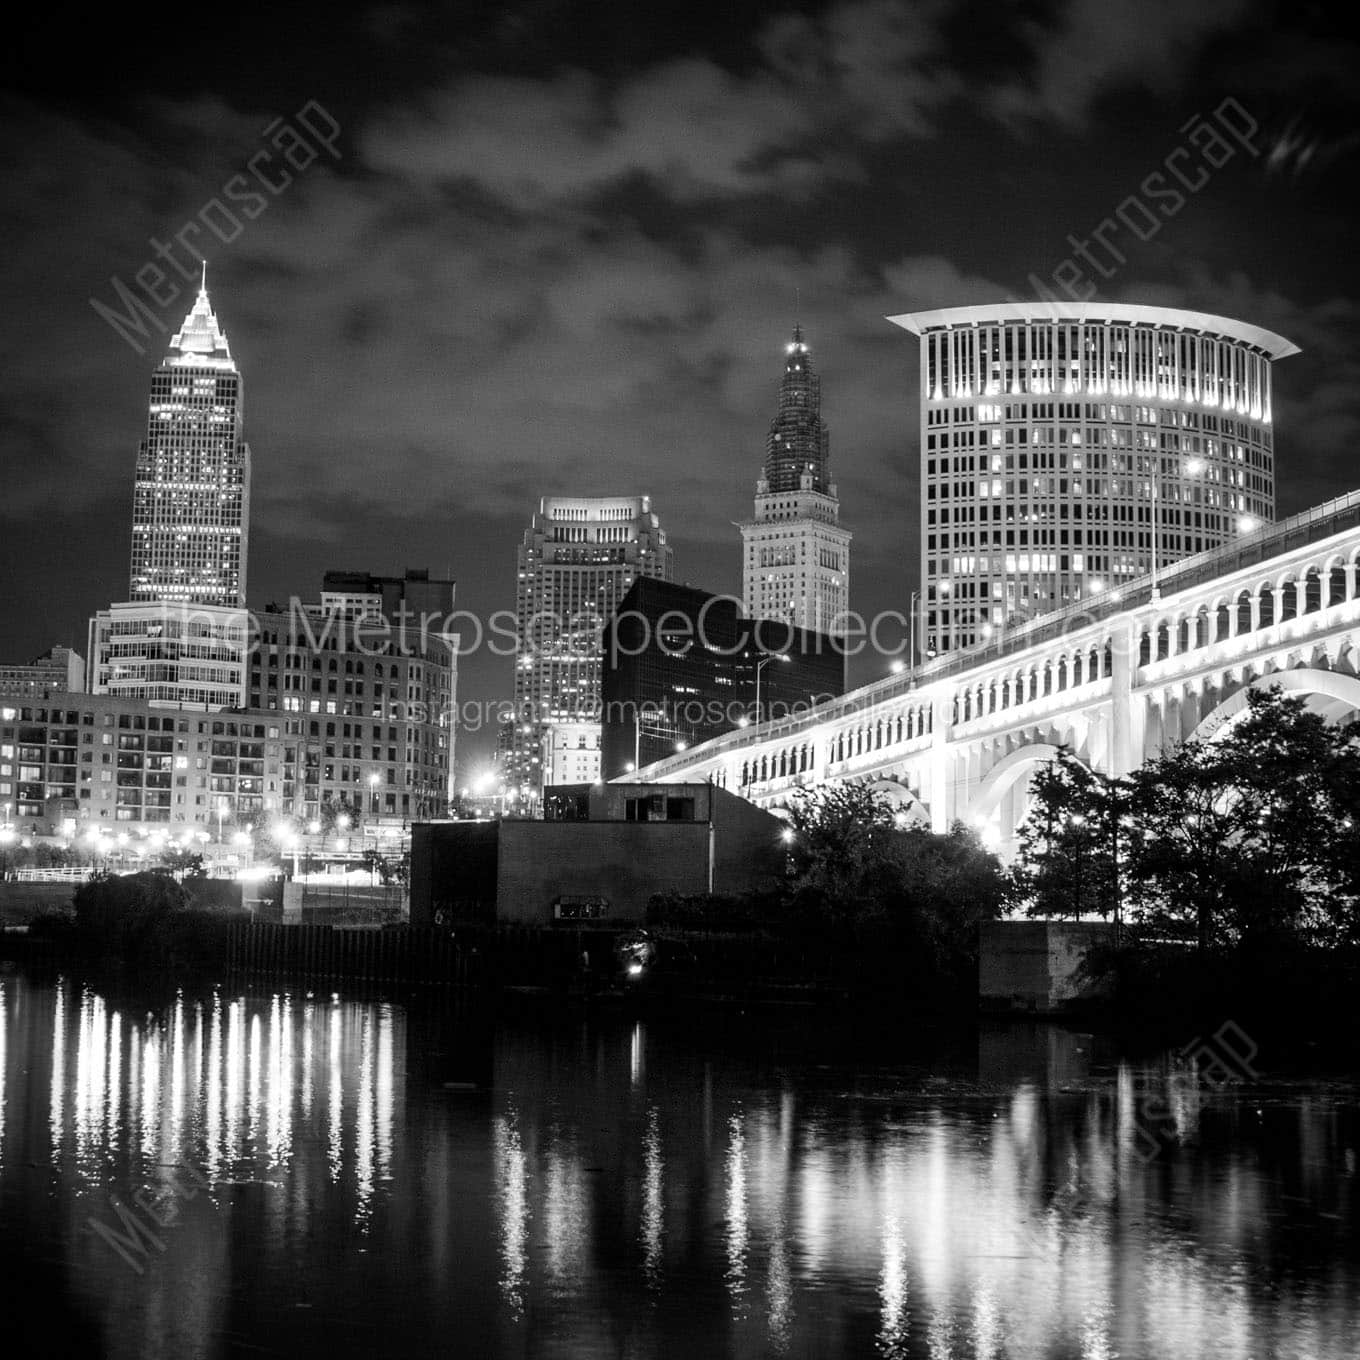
[496, 821, 710, 923]
[709, 786, 787, 892]
[979, 920, 1116, 1012]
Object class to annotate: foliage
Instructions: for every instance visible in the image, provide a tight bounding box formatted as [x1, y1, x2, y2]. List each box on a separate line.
[360, 847, 408, 886]
[318, 796, 363, 834]
[157, 847, 207, 878]
[781, 784, 1005, 981]
[73, 870, 189, 961]
[70, 869, 242, 968]
[647, 889, 782, 932]
[1005, 750, 1126, 921]
[1008, 687, 1360, 954]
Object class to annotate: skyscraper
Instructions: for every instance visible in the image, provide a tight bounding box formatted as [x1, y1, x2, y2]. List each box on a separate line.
[889, 303, 1297, 654]
[129, 271, 251, 607]
[509, 496, 673, 804]
[739, 325, 851, 635]
[90, 273, 252, 709]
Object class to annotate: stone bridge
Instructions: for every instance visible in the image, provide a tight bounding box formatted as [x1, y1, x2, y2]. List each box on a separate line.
[631, 489, 1360, 855]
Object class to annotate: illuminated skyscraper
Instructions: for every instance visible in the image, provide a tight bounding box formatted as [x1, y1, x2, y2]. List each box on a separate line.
[129, 271, 251, 607]
[889, 303, 1297, 653]
[508, 496, 673, 803]
[739, 325, 851, 634]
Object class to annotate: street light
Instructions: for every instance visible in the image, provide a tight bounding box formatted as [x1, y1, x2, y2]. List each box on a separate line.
[752, 652, 790, 725]
[908, 588, 919, 682]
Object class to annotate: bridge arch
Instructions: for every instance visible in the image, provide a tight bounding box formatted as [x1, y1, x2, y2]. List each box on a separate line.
[1190, 668, 1360, 742]
[969, 742, 1065, 822]
[864, 777, 931, 825]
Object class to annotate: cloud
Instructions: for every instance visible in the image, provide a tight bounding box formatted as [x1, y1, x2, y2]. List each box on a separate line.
[990, 0, 1258, 129]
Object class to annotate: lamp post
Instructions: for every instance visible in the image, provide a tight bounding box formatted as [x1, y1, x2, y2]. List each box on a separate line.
[752, 652, 790, 725]
[908, 589, 920, 682]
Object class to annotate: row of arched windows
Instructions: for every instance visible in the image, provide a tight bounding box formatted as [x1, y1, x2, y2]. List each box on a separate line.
[739, 704, 933, 785]
[1139, 557, 1357, 665]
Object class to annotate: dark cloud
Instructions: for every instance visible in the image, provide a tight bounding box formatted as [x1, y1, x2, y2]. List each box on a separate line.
[2, 0, 1359, 764]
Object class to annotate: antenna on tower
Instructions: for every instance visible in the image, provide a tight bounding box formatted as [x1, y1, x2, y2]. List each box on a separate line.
[201, 259, 208, 294]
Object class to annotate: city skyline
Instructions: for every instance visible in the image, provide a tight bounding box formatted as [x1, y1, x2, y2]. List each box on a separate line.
[3, 1, 1360, 775]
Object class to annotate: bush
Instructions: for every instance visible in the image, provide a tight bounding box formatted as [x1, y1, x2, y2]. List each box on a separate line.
[71, 870, 239, 970]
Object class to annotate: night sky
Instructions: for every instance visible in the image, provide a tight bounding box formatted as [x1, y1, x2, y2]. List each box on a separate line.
[2, 0, 1357, 773]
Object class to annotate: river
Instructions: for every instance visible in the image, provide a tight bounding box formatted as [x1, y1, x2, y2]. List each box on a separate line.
[0, 970, 1355, 1358]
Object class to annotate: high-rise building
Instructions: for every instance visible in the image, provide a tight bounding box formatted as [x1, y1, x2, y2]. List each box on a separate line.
[245, 583, 457, 827]
[739, 325, 851, 635]
[509, 496, 673, 803]
[130, 271, 251, 607]
[889, 303, 1298, 653]
[90, 274, 254, 710]
[600, 578, 846, 780]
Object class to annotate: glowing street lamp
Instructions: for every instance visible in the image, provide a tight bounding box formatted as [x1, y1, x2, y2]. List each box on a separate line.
[753, 652, 790, 726]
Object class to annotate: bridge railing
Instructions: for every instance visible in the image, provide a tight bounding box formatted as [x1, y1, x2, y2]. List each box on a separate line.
[916, 485, 1360, 683]
[636, 486, 1360, 779]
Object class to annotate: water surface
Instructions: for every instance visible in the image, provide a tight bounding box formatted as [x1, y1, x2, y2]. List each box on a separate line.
[0, 972, 1356, 1358]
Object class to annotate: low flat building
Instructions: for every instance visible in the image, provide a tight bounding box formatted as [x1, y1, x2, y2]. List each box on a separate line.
[409, 782, 787, 925]
[0, 646, 85, 698]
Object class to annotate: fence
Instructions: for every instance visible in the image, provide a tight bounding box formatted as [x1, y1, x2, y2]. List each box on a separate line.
[10, 867, 95, 883]
[227, 920, 477, 986]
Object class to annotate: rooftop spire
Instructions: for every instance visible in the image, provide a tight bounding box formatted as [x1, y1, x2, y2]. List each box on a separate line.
[762, 321, 829, 495]
[166, 267, 234, 370]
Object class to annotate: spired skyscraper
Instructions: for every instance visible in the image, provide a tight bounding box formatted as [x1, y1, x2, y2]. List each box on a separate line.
[739, 325, 851, 635]
[129, 270, 251, 607]
[89, 273, 253, 708]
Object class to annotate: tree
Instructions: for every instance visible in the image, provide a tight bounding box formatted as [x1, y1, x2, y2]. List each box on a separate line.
[318, 796, 362, 834]
[73, 869, 188, 960]
[1124, 687, 1360, 951]
[1007, 750, 1126, 920]
[781, 785, 1004, 977]
[783, 784, 903, 935]
[893, 821, 1006, 975]
[158, 847, 206, 878]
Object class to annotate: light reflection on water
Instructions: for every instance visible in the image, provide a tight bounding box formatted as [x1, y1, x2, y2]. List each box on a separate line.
[0, 973, 1357, 1358]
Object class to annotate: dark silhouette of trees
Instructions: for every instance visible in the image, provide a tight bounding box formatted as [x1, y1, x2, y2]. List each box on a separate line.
[1009, 687, 1360, 953]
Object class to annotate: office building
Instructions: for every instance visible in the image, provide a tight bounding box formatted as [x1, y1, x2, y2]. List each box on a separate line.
[3, 602, 454, 838]
[739, 325, 851, 635]
[888, 303, 1298, 652]
[600, 577, 845, 779]
[87, 600, 249, 708]
[508, 496, 673, 802]
[0, 646, 85, 698]
[89, 274, 254, 709]
[129, 271, 251, 607]
[245, 582, 458, 827]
